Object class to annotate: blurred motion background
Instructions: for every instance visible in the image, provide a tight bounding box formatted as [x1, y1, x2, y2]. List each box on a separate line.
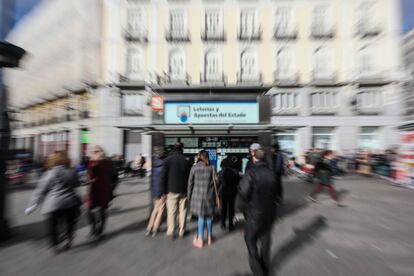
[1, 0, 414, 189]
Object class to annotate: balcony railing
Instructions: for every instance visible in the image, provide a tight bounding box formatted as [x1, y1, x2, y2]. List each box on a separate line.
[165, 29, 191, 42]
[272, 106, 300, 115]
[310, 106, 338, 115]
[237, 71, 262, 84]
[274, 70, 300, 86]
[201, 30, 226, 41]
[156, 72, 191, 86]
[123, 28, 148, 42]
[238, 27, 262, 41]
[357, 23, 381, 38]
[200, 72, 226, 84]
[118, 73, 145, 83]
[311, 71, 337, 85]
[355, 105, 382, 115]
[311, 26, 335, 39]
[356, 70, 388, 85]
[274, 27, 298, 40]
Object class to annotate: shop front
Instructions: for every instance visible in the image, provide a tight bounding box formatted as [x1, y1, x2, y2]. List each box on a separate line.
[149, 94, 275, 172]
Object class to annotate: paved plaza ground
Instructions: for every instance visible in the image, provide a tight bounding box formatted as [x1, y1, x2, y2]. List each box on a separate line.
[1, 174, 413, 276]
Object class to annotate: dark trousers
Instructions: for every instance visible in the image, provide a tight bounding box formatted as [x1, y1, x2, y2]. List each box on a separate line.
[88, 208, 107, 235]
[244, 220, 273, 276]
[311, 183, 338, 201]
[47, 206, 79, 246]
[221, 193, 236, 229]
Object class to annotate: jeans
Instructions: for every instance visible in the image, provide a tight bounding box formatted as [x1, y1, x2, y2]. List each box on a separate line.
[198, 216, 213, 239]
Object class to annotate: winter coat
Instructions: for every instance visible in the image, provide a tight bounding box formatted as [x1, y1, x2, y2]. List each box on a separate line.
[30, 165, 81, 214]
[239, 161, 278, 226]
[315, 159, 334, 186]
[188, 162, 218, 217]
[161, 151, 192, 194]
[219, 166, 240, 197]
[87, 159, 116, 209]
[151, 158, 165, 198]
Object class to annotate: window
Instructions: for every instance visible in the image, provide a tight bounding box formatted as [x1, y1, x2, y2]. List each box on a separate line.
[240, 49, 258, 80]
[240, 9, 256, 37]
[276, 47, 295, 78]
[312, 127, 335, 150]
[359, 45, 376, 75]
[314, 46, 332, 78]
[126, 48, 143, 79]
[123, 94, 146, 115]
[273, 92, 299, 114]
[170, 10, 185, 36]
[311, 92, 338, 109]
[359, 1, 379, 36]
[127, 9, 143, 32]
[204, 49, 222, 81]
[275, 7, 294, 37]
[312, 5, 332, 36]
[359, 127, 379, 149]
[274, 133, 297, 157]
[205, 10, 222, 37]
[356, 90, 382, 108]
[169, 49, 185, 80]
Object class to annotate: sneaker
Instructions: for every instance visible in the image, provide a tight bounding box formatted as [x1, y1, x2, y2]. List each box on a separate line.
[193, 237, 204, 249]
[151, 230, 158, 238]
[144, 230, 151, 237]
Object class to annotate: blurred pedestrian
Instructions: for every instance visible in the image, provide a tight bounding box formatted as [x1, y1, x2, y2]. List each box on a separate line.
[219, 155, 240, 231]
[308, 150, 344, 206]
[188, 150, 219, 248]
[86, 146, 117, 239]
[25, 151, 81, 253]
[271, 143, 285, 204]
[145, 150, 167, 237]
[161, 142, 192, 239]
[239, 145, 278, 276]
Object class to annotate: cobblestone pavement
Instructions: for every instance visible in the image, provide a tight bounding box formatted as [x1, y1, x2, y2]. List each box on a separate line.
[1, 174, 414, 276]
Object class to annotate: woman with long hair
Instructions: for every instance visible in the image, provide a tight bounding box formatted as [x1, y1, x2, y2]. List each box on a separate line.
[87, 145, 117, 239]
[25, 151, 81, 253]
[187, 150, 219, 248]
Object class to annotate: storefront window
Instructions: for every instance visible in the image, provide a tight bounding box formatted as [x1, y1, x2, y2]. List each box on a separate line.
[274, 133, 296, 157]
[312, 127, 335, 150]
[358, 126, 379, 150]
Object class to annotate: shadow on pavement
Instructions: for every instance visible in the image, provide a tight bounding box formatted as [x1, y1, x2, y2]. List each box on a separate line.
[271, 215, 328, 272]
[114, 189, 150, 197]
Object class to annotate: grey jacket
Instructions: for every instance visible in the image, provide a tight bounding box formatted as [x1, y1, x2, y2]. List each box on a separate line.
[30, 166, 81, 214]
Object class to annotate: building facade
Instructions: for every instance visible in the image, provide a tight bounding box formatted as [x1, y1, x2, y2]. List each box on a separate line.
[5, 0, 404, 165]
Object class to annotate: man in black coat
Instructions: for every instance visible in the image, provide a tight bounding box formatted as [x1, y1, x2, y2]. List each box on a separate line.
[239, 144, 278, 276]
[271, 143, 285, 204]
[161, 142, 192, 238]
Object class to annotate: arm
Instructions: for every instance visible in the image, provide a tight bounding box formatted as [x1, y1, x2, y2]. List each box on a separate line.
[187, 166, 195, 200]
[239, 170, 253, 202]
[26, 171, 53, 212]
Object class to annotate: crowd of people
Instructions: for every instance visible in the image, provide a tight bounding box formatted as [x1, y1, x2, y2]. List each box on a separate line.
[23, 141, 352, 276]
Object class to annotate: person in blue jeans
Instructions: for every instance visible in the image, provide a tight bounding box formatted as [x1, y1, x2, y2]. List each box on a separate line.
[188, 150, 219, 248]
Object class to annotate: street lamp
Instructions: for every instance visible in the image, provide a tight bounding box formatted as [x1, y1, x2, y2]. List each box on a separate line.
[0, 41, 25, 241]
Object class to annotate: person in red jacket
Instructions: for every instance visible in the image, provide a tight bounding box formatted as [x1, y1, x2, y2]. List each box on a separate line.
[87, 145, 117, 239]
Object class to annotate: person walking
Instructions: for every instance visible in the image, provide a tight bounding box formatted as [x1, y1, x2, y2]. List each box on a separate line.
[308, 150, 344, 206]
[25, 151, 81, 253]
[188, 150, 219, 248]
[271, 143, 285, 204]
[161, 142, 192, 239]
[145, 150, 167, 237]
[219, 155, 240, 231]
[86, 146, 117, 239]
[239, 144, 278, 276]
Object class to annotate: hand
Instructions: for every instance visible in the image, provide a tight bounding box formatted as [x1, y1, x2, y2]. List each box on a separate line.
[25, 204, 37, 215]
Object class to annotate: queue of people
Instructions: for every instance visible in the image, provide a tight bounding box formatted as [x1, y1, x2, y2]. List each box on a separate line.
[24, 141, 349, 275]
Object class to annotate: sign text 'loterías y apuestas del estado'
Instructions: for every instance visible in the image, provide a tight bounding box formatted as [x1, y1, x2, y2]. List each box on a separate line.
[164, 101, 259, 124]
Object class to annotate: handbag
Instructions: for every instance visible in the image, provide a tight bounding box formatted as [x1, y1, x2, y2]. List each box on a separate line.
[211, 166, 221, 209]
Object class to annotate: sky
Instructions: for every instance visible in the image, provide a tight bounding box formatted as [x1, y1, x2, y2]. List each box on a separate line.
[9, 0, 414, 33]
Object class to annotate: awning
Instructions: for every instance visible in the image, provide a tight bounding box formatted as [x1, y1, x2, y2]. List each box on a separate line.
[118, 124, 304, 135]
